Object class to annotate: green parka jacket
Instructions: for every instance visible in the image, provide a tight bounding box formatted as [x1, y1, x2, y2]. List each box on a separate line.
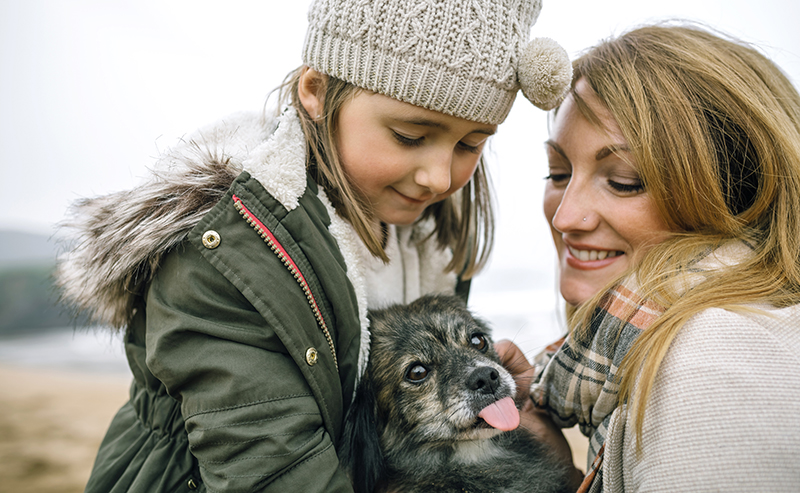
[56, 108, 459, 492]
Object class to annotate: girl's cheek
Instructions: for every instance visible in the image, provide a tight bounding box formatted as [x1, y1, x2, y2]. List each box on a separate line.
[458, 163, 479, 189]
[445, 158, 480, 195]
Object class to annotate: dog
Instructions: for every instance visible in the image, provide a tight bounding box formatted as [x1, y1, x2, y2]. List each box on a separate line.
[340, 295, 573, 493]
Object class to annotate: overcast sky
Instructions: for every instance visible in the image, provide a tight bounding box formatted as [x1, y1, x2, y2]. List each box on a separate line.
[1, 0, 797, 348]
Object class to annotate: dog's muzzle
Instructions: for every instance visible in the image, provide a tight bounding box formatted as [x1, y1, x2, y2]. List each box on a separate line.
[466, 366, 501, 395]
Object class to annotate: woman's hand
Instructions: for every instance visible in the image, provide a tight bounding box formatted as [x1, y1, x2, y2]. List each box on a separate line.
[494, 339, 535, 404]
[495, 339, 584, 488]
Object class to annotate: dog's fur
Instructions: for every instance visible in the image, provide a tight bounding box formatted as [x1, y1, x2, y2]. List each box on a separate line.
[340, 295, 572, 493]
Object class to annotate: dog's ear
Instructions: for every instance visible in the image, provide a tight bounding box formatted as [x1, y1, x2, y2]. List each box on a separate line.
[339, 374, 386, 493]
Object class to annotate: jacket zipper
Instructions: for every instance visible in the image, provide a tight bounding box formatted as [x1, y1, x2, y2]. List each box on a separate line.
[232, 194, 338, 371]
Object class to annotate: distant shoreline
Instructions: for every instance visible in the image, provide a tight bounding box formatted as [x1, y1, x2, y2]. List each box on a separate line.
[0, 327, 130, 375]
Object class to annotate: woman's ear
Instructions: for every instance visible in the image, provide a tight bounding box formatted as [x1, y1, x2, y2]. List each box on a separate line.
[297, 67, 326, 120]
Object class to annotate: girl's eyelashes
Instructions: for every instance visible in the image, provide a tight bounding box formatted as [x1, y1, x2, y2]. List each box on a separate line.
[393, 130, 483, 154]
[393, 131, 423, 147]
[457, 141, 481, 154]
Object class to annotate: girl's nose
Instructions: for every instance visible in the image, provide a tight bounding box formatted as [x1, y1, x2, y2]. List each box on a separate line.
[415, 152, 452, 194]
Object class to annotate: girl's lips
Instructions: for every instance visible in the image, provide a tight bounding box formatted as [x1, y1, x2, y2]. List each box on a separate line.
[564, 245, 624, 270]
[393, 188, 431, 205]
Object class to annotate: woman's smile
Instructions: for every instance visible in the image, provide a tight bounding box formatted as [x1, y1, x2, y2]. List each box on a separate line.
[565, 244, 624, 265]
[543, 79, 671, 305]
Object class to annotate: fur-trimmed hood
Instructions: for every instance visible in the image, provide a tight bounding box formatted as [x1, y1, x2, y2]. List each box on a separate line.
[56, 108, 369, 340]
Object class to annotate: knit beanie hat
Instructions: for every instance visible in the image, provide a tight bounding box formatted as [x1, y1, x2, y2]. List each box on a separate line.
[302, 0, 571, 124]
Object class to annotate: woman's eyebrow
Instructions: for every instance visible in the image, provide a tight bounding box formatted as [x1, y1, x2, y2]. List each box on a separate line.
[596, 144, 630, 161]
[544, 140, 567, 158]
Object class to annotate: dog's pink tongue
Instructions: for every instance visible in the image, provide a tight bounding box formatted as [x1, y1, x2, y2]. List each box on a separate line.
[478, 397, 520, 431]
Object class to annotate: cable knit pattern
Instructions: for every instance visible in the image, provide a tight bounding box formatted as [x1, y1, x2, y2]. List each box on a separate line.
[603, 305, 800, 492]
[302, 0, 547, 123]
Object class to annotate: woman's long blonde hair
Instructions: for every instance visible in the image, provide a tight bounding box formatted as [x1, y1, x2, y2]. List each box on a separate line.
[566, 23, 800, 445]
[271, 68, 494, 279]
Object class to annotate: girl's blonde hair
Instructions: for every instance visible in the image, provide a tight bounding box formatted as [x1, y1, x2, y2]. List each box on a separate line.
[274, 68, 494, 279]
[566, 23, 800, 445]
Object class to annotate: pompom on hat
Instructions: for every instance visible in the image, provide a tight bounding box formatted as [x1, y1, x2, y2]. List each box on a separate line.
[302, 0, 571, 124]
[518, 37, 572, 110]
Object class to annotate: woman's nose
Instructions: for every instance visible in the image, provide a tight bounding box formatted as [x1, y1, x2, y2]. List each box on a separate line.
[551, 184, 595, 232]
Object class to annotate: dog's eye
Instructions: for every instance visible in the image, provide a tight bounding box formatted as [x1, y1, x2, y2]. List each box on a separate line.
[405, 363, 429, 383]
[470, 333, 488, 352]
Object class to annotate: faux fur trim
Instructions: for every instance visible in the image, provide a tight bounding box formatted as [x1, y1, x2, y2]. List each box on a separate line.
[56, 133, 247, 329]
[316, 192, 371, 379]
[55, 108, 318, 329]
[244, 108, 307, 211]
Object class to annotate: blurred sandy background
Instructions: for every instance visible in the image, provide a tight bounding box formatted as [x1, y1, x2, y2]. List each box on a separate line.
[0, 365, 129, 492]
[0, 362, 588, 492]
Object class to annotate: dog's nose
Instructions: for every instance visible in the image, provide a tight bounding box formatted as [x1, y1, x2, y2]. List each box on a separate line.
[466, 366, 500, 394]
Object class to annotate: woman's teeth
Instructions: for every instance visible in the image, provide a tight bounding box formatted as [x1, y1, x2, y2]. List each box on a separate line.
[568, 246, 623, 261]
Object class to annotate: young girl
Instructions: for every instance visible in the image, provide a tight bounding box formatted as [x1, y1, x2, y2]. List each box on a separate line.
[513, 23, 800, 492]
[56, 0, 571, 491]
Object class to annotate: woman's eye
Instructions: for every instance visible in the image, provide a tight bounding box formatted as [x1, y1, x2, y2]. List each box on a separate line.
[470, 333, 488, 352]
[393, 131, 423, 147]
[405, 363, 429, 382]
[608, 180, 644, 194]
[545, 173, 571, 184]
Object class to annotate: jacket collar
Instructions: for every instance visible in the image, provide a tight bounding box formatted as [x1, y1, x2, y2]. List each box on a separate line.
[56, 106, 371, 364]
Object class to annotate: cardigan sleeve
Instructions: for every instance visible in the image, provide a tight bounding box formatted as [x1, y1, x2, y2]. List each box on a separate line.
[145, 244, 354, 493]
[603, 306, 800, 493]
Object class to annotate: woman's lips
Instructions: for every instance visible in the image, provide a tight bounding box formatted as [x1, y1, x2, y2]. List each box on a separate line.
[565, 245, 624, 269]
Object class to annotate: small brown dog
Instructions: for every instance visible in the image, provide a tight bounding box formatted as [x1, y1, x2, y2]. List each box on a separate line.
[340, 295, 572, 493]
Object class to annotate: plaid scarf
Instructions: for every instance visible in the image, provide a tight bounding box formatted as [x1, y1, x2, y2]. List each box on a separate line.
[531, 241, 752, 492]
[531, 282, 664, 491]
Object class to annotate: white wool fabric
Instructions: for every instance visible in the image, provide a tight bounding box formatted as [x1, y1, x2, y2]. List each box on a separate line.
[518, 37, 573, 110]
[603, 303, 800, 492]
[302, 0, 569, 123]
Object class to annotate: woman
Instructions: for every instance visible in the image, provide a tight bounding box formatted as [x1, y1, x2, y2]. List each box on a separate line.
[525, 23, 800, 492]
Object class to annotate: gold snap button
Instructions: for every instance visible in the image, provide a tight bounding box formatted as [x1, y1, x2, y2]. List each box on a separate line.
[187, 478, 198, 490]
[202, 230, 220, 249]
[305, 347, 319, 366]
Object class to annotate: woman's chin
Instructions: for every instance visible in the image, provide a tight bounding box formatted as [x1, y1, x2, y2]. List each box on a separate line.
[559, 282, 602, 307]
